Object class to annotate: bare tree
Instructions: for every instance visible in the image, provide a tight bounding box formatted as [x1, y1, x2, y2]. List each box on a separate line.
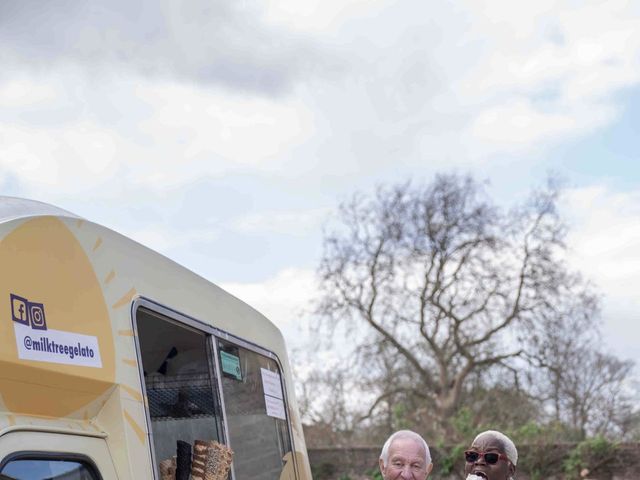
[559, 348, 633, 439]
[314, 174, 597, 438]
[524, 285, 636, 439]
[524, 285, 600, 422]
[293, 344, 389, 446]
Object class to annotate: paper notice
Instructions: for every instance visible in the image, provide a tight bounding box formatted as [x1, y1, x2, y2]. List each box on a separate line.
[264, 394, 286, 420]
[260, 368, 284, 399]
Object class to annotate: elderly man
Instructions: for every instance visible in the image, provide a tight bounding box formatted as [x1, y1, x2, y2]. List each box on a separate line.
[379, 430, 433, 480]
[464, 430, 517, 480]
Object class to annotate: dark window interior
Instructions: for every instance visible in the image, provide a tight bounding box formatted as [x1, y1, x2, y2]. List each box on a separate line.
[136, 308, 223, 469]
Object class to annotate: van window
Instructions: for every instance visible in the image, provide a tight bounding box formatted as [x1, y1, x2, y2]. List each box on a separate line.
[136, 309, 223, 469]
[0, 458, 98, 479]
[218, 339, 293, 479]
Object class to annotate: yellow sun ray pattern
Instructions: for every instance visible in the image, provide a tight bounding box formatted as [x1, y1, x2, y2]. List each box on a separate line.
[93, 237, 103, 251]
[118, 329, 135, 337]
[7, 415, 15, 427]
[122, 358, 137, 367]
[112, 288, 137, 309]
[123, 409, 146, 444]
[104, 269, 116, 284]
[76, 219, 85, 228]
[121, 384, 143, 403]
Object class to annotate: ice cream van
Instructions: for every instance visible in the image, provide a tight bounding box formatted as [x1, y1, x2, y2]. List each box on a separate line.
[0, 197, 311, 480]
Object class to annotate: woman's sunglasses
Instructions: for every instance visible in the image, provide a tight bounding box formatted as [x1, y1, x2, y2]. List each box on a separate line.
[464, 450, 510, 465]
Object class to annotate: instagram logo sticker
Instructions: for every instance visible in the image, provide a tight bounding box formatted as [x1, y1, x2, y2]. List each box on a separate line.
[28, 302, 47, 330]
[10, 294, 47, 330]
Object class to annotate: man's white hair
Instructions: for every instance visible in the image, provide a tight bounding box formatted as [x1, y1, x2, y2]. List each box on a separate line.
[473, 430, 518, 466]
[379, 430, 431, 466]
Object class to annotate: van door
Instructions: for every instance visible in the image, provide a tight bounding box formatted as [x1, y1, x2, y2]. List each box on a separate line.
[0, 431, 118, 479]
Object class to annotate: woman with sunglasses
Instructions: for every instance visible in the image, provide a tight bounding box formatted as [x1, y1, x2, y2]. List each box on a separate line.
[464, 430, 517, 480]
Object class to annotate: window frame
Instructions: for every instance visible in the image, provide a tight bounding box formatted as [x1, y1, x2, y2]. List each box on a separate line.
[131, 297, 298, 480]
[0, 451, 103, 480]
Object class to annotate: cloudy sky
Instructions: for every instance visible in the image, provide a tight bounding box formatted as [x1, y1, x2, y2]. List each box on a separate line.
[1, 0, 639, 379]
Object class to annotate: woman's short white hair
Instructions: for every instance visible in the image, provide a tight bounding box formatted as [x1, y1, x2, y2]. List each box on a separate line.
[379, 430, 431, 466]
[473, 430, 518, 466]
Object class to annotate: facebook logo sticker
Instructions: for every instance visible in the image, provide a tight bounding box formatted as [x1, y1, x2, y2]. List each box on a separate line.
[11, 294, 29, 326]
[11, 294, 47, 330]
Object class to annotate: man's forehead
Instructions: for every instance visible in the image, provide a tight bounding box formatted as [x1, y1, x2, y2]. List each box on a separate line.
[390, 437, 426, 456]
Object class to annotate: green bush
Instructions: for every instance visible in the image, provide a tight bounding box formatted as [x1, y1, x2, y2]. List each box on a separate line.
[562, 436, 617, 480]
[367, 467, 383, 480]
[311, 462, 337, 480]
[439, 443, 466, 476]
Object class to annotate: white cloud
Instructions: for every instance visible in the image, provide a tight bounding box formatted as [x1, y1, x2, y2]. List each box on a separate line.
[0, 0, 326, 96]
[458, 0, 640, 98]
[0, 122, 120, 191]
[469, 98, 616, 149]
[564, 185, 640, 292]
[220, 267, 317, 334]
[120, 224, 221, 255]
[0, 77, 57, 108]
[232, 207, 330, 236]
[0, 72, 316, 196]
[1, 0, 639, 193]
[562, 185, 640, 363]
[264, 0, 383, 32]
[443, 0, 640, 154]
[134, 81, 315, 171]
[260, 0, 640, 167]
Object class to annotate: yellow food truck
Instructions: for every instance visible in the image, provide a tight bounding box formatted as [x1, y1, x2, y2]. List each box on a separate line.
[0, 197, 311, 480]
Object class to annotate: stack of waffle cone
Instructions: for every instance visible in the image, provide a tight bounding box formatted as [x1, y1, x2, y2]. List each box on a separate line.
[190, 440, 234, 480]
[191, 440, 210, 480]
[159, 456, 176, 480]
[204, 441, 233, 480]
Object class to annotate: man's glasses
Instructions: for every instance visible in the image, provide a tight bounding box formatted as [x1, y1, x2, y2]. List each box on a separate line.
[464, 450, 510, 465]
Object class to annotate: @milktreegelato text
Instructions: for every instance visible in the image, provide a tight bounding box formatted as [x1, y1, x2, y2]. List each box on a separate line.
[24, 335, 95, 359]
[13, 322, 103, 368]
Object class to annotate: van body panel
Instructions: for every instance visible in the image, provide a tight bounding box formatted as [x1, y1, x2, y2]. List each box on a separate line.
[0, 431, 119, 478]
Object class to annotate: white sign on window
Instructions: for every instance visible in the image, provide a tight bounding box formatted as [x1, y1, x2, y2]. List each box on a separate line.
[264, 394, 286, 420]
[260, 368, 283, 399]
[261, 368, 286, 420]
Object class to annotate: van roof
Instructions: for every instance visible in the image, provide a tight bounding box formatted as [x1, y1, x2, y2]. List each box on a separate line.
[0, 196, 80, 222]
